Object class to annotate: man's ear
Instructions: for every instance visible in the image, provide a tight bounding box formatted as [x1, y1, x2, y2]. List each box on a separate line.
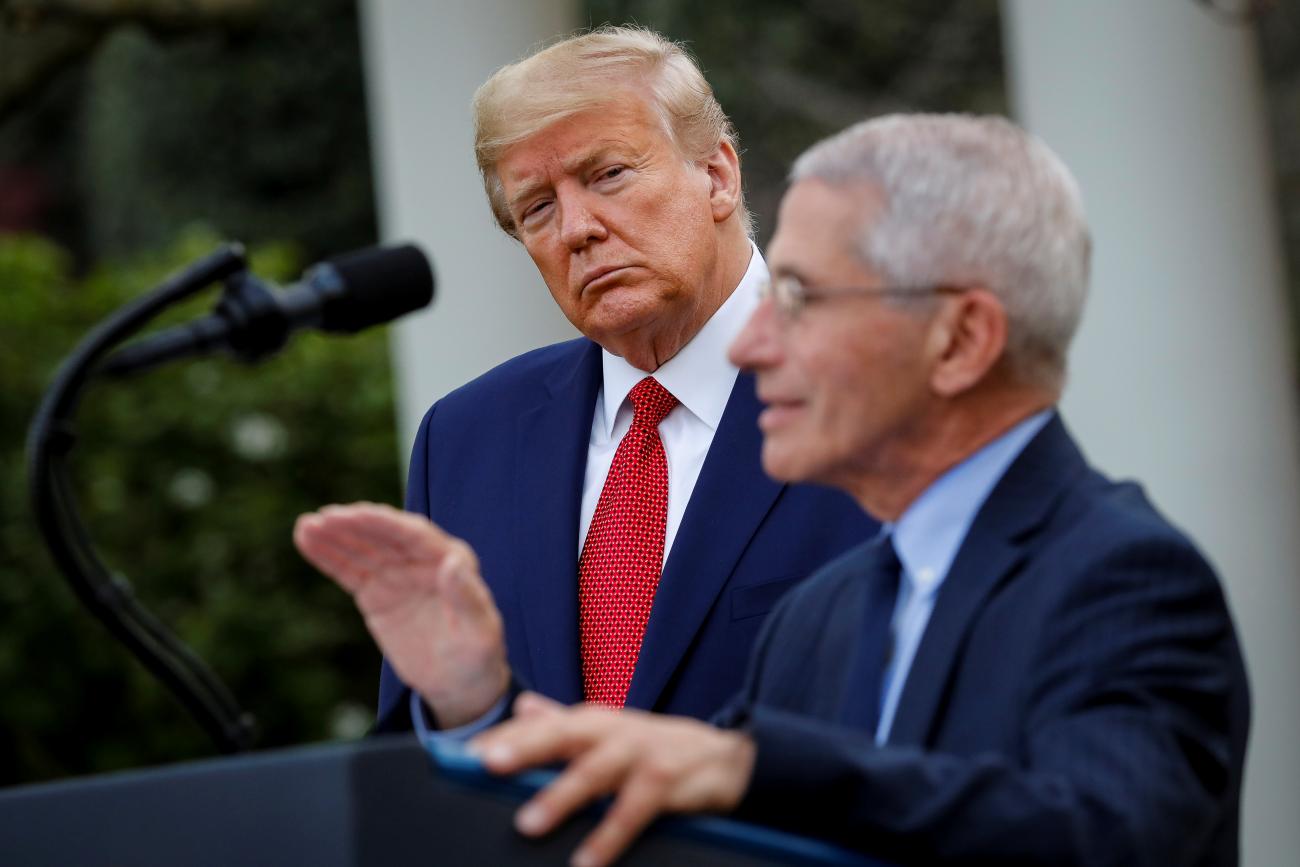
[703, 140, 742, 223]
[927, 289, 1008, 397]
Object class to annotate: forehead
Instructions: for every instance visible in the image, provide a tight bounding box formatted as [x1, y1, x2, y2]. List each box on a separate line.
[497, 95, 671, 188]
[767, 179, 883, 281]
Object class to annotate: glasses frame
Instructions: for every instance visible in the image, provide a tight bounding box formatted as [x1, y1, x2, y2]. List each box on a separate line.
[760, 275, 966, 321]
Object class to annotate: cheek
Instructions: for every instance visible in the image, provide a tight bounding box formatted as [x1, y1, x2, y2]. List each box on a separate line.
[523, 238, 566, 284]
[804, 344, 884, 447]
[638, 172, 716, 252]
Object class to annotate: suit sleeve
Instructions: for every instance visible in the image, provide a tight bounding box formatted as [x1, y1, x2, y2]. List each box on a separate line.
[731, 539, 1248, 867]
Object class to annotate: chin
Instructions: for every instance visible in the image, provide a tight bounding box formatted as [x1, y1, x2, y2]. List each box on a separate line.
[760, 442, 808, 485]
[586, 291, 662, 327]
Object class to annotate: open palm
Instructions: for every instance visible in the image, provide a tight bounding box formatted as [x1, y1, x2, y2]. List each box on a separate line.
[294, 502, 510, 727]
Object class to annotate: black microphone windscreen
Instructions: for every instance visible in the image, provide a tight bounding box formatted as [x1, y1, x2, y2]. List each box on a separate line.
[320, 244, 435, 332]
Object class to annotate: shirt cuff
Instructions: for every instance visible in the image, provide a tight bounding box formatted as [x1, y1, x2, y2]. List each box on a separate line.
[409, 690, 510, 744]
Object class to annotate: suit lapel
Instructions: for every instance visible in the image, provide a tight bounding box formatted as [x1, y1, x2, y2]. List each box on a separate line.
[511, 341, 602, 705]
[624, 372, 785, 709]
[886, 416, 1089, 747]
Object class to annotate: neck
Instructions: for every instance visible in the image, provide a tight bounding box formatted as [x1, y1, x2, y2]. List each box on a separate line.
[846, 389, 1055, 522]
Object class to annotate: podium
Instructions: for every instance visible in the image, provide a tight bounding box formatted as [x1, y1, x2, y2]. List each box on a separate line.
[0, 734, 883, 865]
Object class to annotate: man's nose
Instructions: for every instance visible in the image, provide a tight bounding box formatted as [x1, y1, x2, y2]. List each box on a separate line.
[728, 297, 784, 370]
[557, 190, 608, 250]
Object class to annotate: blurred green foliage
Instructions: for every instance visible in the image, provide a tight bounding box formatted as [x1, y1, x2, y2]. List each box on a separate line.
[79, 1, 377, 261]
[0, 228, 396, 783]
[0, 0, 376, 265]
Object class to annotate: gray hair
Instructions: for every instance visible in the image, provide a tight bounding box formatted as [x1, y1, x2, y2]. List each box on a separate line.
[472, 25, 752, 238]
[792, 113, 1091, 392]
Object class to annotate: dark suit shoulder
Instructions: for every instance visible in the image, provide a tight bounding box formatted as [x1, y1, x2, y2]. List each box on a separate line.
[1042, 470, 1217, 585]
[410, 335, 595, 436]
[425, 336, 593, 418]
[404, 335, 596, 522]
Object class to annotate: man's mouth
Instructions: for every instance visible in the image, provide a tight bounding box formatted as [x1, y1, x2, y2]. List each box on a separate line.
[757, 396, 806, 431]
[580, 265, 634, 294]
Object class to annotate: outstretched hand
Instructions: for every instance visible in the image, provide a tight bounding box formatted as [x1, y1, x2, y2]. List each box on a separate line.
[472, 692, 756, 867]
[294, 502, 510, 728]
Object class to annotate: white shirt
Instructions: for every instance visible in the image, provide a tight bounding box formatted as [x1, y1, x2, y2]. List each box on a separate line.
[579, 242, 765, 562]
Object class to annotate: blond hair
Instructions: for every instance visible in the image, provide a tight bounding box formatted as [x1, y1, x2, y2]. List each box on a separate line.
[472, 25, 751, 237]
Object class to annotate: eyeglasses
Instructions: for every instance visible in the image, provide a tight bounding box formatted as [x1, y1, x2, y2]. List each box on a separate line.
[759, 275, 966, 321]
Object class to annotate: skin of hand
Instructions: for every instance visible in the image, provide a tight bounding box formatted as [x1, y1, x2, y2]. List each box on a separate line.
[471, 692, 757, 867]
[293, 502, 510, 728]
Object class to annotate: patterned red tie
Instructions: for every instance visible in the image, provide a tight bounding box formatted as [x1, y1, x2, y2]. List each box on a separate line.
[579, 376, 679, 707]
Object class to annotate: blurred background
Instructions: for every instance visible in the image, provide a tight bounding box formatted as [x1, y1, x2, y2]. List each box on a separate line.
[1, 0, 1298, 862]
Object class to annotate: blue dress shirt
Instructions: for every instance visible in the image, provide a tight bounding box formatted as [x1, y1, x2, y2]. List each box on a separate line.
[874, 410, 1052, 743]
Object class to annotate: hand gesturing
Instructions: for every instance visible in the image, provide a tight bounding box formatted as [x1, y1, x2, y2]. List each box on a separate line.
[294, 502, 510, 728]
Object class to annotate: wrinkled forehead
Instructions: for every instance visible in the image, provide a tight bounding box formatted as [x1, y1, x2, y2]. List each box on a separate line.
[494, 88, 676, 175]
[495, 97, 676, 199]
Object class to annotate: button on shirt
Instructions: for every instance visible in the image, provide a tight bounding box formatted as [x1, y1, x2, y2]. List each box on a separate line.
[874, 410, 1052, 745]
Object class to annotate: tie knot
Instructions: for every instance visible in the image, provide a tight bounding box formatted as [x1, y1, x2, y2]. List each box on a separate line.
[628, 376, 678, 429]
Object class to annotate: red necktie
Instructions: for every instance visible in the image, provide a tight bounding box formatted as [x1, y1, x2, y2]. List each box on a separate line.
[579, 376, 679, 707]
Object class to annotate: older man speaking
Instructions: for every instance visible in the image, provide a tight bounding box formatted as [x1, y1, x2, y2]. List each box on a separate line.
[470, 115, 1251, 867]
[294, 28, 871, 732]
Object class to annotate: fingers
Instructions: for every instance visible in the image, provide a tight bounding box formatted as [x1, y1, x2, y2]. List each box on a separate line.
[474, 698, 609, 775]
[493, 704, 674, 867]
[514, 736, 635, 838]
[472, 703, 750, 867]
[308, 520, 398, 577]
[294, 502, 472, 586]
[327, 502, 461, 563]
[297, 502, 443, 556]
[571, 768, 671, 867]
[293, 515, 375, 593]
[474, 698, 662, 866]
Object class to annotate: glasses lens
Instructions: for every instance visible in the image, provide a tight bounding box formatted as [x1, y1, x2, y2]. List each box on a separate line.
[778, 276, 803, 318]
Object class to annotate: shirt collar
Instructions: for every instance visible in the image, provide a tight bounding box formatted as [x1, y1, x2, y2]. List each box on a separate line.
[598, 241, 765, 437]
[888, 410, 1054, 598]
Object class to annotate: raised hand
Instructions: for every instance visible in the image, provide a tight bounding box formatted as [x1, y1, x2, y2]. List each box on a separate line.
[294, 502, 510, 728]
[472, 692, 756, 867]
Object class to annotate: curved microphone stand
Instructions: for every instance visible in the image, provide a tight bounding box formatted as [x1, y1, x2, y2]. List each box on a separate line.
[26, 244, 258, 754]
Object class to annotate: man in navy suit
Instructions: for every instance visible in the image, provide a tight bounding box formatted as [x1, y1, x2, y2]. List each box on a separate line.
[293, 27, 872, 732]
[470, 114, 1251, 866]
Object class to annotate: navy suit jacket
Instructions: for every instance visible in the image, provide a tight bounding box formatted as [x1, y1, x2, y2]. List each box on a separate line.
[726, 416, 1250, 866]
[376, 337, 875, 730]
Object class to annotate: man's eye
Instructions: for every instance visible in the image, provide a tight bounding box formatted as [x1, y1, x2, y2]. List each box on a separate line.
[598, 166, 625, 182]
[522, 200, 551, 221]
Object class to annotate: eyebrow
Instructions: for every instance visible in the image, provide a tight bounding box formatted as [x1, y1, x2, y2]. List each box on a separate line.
[505, 145, 635, 215]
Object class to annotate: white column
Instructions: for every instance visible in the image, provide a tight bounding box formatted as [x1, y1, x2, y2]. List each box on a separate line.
[1003, 2, 1300, 863]
[358, 0, 580, 452]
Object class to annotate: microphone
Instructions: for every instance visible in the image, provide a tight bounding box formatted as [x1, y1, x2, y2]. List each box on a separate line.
[101, 243, 434, 376]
